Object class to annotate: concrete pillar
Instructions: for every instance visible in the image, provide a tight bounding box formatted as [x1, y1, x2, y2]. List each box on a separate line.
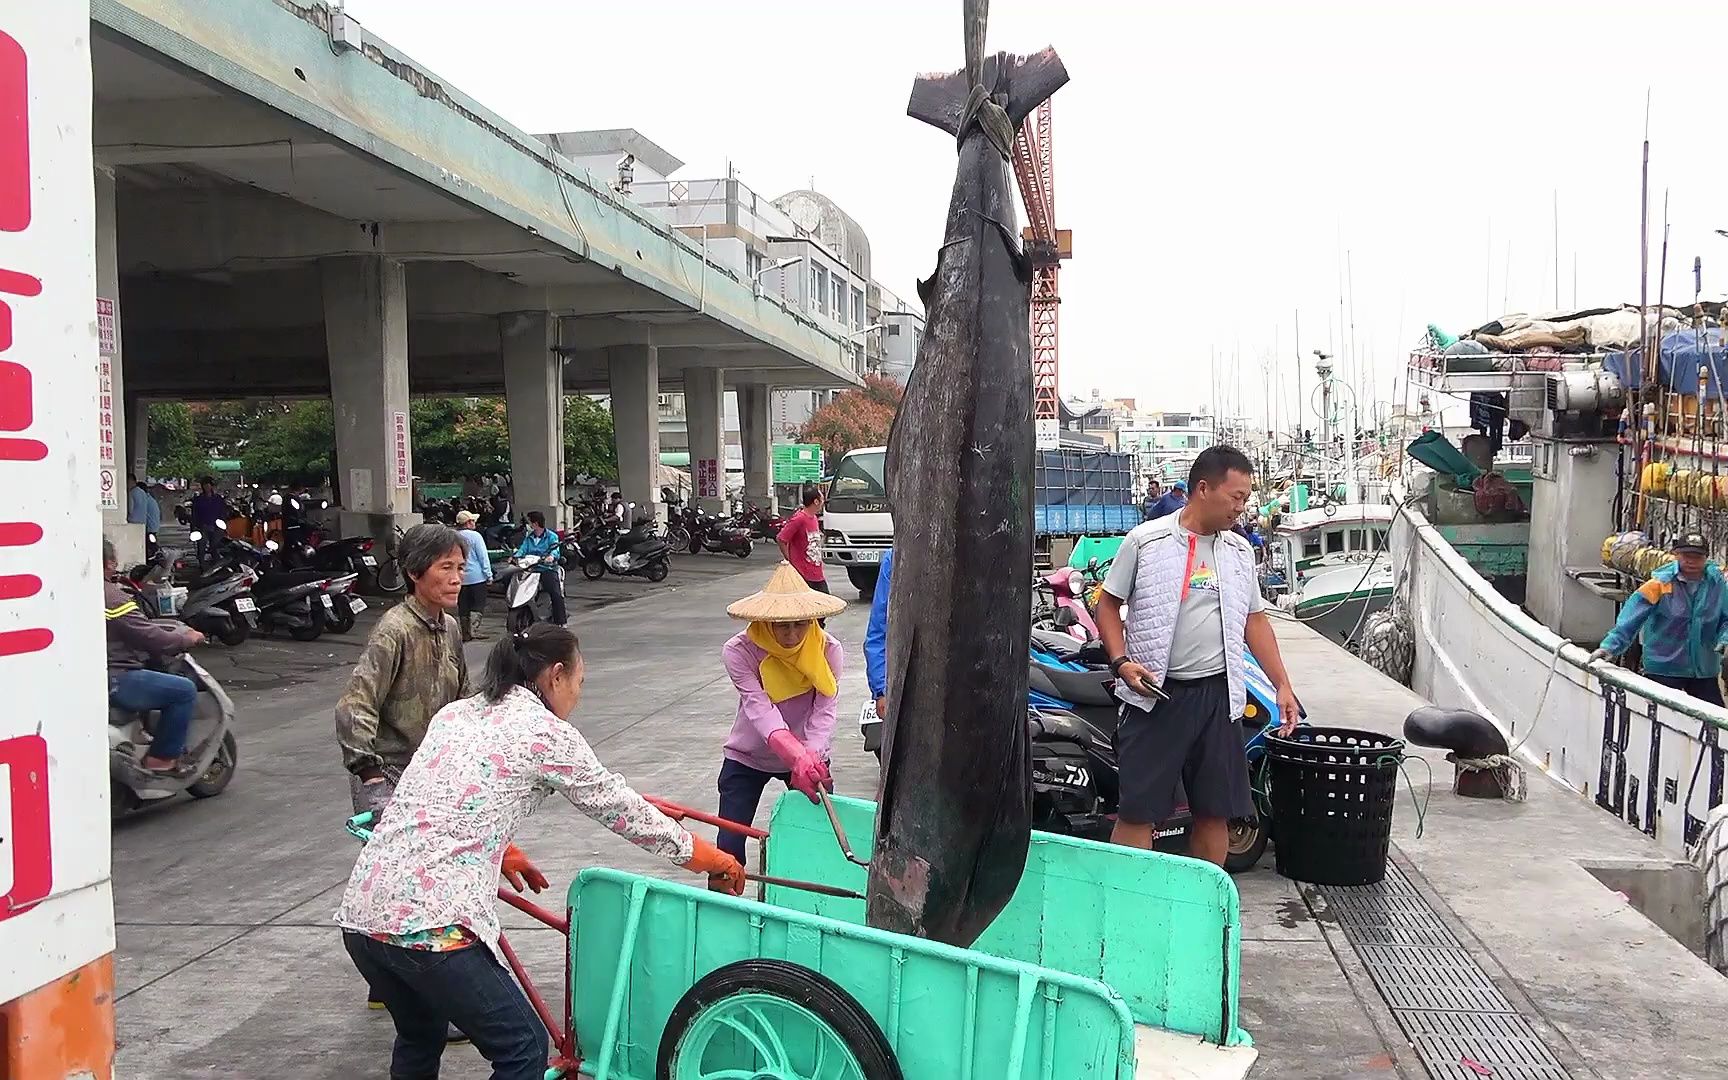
[502, 312, 565, 524]
[606, 344, 661, 520]
[95, 167, 143, 563]
[685, 366, 726, 514]
[738, 384, 774, 512]
[321, 255, 418, 540]
[123, 393, 148, 481]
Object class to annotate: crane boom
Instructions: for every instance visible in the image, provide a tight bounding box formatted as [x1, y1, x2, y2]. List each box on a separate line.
[1012, 99, 1066, 424]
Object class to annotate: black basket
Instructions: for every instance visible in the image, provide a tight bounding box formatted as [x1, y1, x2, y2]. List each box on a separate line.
[1266, 726, 1403, 886]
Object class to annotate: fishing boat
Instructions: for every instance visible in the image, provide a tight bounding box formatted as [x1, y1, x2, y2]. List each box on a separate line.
[1378, 311, 1728, 871]
[1270, 504, 1395, 645]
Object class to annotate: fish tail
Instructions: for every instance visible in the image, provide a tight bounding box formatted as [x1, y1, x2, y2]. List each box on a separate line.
[906, 48, 1069, 138]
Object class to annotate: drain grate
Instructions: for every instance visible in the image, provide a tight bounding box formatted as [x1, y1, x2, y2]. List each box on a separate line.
[1313, 863, 1572, 1080]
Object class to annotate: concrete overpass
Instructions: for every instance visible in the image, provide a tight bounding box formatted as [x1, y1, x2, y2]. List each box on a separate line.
[91, 0, 860, 549]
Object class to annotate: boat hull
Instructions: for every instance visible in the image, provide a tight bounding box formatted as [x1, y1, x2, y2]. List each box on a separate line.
[1293, 588, 1393, 647]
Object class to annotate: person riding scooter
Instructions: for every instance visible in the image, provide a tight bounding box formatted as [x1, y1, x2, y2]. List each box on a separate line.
[513, 511, 566, 627]
[104, 536, 204, 776]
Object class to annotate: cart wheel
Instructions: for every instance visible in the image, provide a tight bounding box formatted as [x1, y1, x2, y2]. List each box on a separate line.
[657, 959, 902, 1080]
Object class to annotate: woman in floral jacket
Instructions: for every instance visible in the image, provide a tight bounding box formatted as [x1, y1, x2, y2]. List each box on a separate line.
[336, 624, 744, 1080]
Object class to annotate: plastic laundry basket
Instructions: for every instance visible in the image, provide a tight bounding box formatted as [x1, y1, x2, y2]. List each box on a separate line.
[1267, 726, 1403, 886]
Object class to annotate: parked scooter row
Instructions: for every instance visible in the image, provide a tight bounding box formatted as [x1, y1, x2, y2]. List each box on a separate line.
[132, 531, 369, 646]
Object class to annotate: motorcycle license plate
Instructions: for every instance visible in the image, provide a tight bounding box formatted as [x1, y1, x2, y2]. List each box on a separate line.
[348, 598, 368, 614]
[853, 550, 880, 564]
[360, 555, 377, 566]
[234, 598, 257, 613]
[320, 594, 334, 609]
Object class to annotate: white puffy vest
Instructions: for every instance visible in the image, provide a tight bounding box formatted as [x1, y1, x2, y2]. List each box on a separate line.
[1115, 516, 1256, 717]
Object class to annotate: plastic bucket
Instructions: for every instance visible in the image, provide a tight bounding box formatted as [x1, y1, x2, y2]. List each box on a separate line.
[1267, 726, 1403, 886]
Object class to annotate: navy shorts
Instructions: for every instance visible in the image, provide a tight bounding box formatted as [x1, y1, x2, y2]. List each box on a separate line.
[1114, 673, 1253, 825]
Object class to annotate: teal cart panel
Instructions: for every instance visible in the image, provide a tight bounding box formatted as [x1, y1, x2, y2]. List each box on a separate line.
[1069, 534, 1127, 570]
[762, 793, 1251, 1047]
[568, 868, 1137, 1079]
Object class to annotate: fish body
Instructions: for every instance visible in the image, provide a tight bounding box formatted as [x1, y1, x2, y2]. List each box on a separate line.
[865, 41, 1068, 947]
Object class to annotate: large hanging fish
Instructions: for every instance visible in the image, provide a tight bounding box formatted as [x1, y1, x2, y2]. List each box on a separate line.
[866, 1, 1067, 947]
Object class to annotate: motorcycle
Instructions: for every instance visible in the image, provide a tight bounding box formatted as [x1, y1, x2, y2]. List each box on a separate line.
[128, 537, 260, 647]
[1032, 560, 1108, 641]
[314, 571, 367, 633]
[732, 502, 787, 540]
[689, 509, 754, 558]
[503, 554, 561, 632]
[218, 537, 342, 642]
[1025, 631, 1300, 872]
[109, 652, 239, 819]
[580, 513, 671, 582]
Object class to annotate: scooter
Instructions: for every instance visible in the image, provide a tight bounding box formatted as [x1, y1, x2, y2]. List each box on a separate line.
[504, 554, 562, 632]
[127, 537, 260, 648]
[580, 512, 671, 582]
[109, 653, 239, 819]
[315, 571, 367, 634]
[1026, 636, 1299, 872]
[1032, 561, 1105, 641]
[689, 510, 754, 558]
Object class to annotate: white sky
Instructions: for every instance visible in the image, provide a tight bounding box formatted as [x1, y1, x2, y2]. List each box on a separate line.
[346, 0, 1728, 432]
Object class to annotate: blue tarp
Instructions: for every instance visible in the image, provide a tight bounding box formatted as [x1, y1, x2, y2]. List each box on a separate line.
[1603, 328, 1728, 393]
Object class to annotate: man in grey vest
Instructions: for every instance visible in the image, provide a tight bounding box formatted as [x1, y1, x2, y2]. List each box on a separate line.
[1096, 445, 1300, 867]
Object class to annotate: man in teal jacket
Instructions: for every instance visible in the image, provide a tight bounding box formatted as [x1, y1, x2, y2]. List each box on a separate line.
[1591, 531, 1728, 706]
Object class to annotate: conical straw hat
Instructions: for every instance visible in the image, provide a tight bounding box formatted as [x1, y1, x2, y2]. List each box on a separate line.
[727, 561, 846, 623]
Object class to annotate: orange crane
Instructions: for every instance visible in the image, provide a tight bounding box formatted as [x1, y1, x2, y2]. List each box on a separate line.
[1012, 99, 1070, 424]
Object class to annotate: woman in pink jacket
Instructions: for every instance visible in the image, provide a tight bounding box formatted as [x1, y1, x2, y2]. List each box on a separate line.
[715, 562, 847, 869]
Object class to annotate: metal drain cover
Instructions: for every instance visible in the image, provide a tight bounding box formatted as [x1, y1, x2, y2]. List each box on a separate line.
[1312, 864, 1571, 1080]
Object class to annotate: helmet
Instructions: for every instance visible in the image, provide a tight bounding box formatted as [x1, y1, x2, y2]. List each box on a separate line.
[267, 492, 283, 506]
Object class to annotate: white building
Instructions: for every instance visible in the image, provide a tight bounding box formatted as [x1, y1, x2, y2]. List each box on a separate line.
[548, 131, 925, 464]
[1118, 410, 1216, 487]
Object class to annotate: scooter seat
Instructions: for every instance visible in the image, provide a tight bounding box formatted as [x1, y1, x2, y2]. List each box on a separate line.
[1402, 705, 1508, 758]
[1030, 660, 1117, 708]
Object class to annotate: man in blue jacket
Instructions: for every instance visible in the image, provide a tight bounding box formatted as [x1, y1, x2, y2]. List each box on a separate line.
[1591, 531, 1728, 705]
[513, 510, 566, 627]
[864, 548, 894, 722]
[1146, 480, 1187, 520]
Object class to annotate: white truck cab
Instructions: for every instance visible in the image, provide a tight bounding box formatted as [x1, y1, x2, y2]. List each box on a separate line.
[822, 446, 891, 595]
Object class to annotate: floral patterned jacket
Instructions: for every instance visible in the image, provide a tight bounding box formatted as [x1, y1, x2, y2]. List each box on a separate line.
[335, 686, 694, 958]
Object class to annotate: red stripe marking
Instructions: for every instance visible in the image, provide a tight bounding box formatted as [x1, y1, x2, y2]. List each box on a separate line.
[0, 521, 42, 546]
[0, 627, 51, 656]
[0, 573, 39, 600]
[0, 357, 31, 429]
[0, 32, 29, 233]
[0, 436, 44, 460]
[0, 268, 40, 297]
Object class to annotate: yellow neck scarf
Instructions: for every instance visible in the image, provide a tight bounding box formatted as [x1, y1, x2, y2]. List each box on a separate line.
[746, 621, 836, 702]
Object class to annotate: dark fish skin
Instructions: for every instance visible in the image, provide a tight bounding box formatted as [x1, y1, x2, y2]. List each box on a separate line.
[865, 46, 1068, 948]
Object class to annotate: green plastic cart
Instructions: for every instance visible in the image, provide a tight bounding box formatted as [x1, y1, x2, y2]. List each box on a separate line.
[563, 792, 1255, 1080]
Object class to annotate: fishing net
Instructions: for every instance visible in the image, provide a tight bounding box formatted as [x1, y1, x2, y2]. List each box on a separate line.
[1353, 600, 1414, 686]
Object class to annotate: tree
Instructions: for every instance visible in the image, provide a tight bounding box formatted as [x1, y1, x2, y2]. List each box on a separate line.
[411, 397, 510, 480]
[565, 395, 617, 481]
[241, 401, 336, 483]
[795, 374, 904, 463]
[146, 402, 212, 481]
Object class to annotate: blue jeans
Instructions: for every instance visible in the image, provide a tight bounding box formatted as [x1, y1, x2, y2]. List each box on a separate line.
[344, 932, 547, 1080]
[109, 668, 197, 760]
[716, 757, 789, 864]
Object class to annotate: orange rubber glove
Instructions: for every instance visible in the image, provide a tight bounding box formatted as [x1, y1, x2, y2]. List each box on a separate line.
[501, 843, 548, 893]
[681, 834, 745, 896]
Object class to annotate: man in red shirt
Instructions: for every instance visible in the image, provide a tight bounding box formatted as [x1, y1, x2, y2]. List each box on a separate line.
[777, 483, 828, 597]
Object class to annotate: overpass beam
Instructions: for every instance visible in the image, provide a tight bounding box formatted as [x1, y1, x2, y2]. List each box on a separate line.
[737, 385, 774, 513]
[501, 312, 565, 525]
[606, 345, 660, 521]
[321, 255, 418, 541]
[685, 366, 726, 514]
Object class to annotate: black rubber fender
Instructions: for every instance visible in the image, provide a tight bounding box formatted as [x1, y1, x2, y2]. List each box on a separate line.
[1402, 705, 1508, 758]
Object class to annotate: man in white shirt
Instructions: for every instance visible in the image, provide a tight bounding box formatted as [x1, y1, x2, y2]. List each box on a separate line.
[1095, 445, 1299, 867]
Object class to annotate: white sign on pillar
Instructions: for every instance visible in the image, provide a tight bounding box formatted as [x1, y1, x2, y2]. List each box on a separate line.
[391, 409, 410, 491]
[0, 3, 118, 1004]
[95, 297, 117, 508]
[1035, 418, 1060, 451]
[696, 457, 720, 499]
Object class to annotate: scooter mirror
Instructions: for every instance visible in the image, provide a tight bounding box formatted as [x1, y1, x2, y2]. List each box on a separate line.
[188, 531, 203, 542]
[147, 533, 157, 543]
[321, 500, 330, 509]
[265, 539, 280, 552]
[214, 519, 227, 530]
